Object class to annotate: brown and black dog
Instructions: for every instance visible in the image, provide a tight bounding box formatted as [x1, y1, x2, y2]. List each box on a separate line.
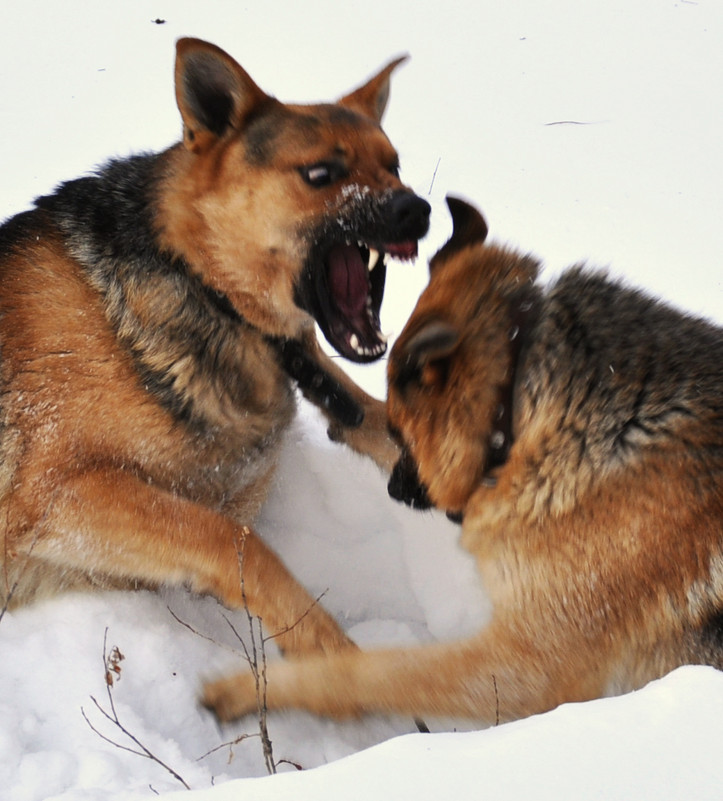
[0, 38, 430, 657]
[204, 197, 723, 724]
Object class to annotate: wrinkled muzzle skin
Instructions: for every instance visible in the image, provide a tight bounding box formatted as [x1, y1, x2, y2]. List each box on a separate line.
[297, 186, 431, 362]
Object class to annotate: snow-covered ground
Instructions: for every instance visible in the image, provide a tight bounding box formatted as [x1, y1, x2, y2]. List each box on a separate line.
[1, 1, 722, 799]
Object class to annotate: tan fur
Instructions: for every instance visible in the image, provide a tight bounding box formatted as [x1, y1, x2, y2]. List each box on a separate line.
[204, 197, 723, 724]
[0, 39, 430, 659]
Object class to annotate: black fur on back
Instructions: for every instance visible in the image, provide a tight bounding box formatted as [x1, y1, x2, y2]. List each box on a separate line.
[525, 267, 723, 472]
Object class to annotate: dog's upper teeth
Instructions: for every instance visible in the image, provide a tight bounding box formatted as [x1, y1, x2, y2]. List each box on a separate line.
[367, 248, 380, 271]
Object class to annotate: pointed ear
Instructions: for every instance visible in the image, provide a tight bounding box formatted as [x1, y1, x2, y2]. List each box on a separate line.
[430, 196, 489, 272]
[338, 55, 408, 123]
[446, 196, 489, 245]
[175, 38, 271, 153]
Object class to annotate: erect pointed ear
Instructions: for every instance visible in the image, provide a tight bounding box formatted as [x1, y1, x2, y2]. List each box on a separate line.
[338, 55, 408, 123]
[175, 38, 271, 153]
[430, 196, 489, 272]
[446, 196, 489, 245]
[395, 319, 460, 390]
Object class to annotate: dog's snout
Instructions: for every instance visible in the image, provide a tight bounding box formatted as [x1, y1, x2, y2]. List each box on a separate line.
[388, 192, 431, 236]
[388, 448, 433, 510]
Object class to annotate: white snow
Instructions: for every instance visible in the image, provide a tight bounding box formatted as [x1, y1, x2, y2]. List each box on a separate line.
[1, 1, 722, 799]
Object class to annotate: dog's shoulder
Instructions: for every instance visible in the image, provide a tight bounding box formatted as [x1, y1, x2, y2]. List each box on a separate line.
[3, 152, 294, 431]
[34, 152, 164, 271]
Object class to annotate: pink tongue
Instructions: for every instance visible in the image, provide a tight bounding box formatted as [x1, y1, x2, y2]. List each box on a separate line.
[328, 245, 368, 316]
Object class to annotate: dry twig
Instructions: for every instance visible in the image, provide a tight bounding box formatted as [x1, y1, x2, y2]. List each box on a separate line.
[81, 628, 191, 790]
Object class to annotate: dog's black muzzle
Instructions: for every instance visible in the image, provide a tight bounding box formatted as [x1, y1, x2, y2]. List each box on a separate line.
[388, 446, 463, 524]
[388, 447, 433, 510]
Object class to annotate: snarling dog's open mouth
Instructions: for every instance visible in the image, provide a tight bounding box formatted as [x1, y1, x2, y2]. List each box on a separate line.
[296, 189, 431, 363]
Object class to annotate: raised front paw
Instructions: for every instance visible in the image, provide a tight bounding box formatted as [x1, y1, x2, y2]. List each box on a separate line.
[327, 409, 400, 474]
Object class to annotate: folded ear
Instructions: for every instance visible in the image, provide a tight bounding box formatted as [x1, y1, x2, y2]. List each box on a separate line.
[393, 319, 460, 391]
[175, 38, 271, 153]
[338, 55, 408, 123]
[404, 319, 460, 365]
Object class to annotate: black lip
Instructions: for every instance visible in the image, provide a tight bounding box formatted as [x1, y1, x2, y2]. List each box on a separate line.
[295, 190, 430, 364]
[388, 447, 433, 510]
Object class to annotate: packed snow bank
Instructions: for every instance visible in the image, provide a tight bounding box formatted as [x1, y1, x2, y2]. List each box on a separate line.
[165, 667, 723, 801]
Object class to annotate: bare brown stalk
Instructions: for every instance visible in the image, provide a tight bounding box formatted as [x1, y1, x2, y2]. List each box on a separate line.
[196, 733, 260, 764]
[81, 628, 191, 791]
[232, 527, 276, 775]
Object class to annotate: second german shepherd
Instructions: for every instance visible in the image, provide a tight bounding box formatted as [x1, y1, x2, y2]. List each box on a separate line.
[0, 39, 430, 657]
[204, 197, 723, 723]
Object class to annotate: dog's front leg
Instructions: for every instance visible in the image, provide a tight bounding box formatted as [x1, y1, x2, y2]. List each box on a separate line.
[26, 468, 354, 657]
[296, 332, 399, 473]
[202, 620, 605, 725]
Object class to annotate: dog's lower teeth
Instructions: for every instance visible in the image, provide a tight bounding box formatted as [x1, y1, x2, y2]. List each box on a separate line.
[349, 332, 386, 357]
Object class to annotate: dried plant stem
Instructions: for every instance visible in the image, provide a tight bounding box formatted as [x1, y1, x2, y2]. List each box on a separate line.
[231, 528, 276, 774]
[81, 627, 191, 791]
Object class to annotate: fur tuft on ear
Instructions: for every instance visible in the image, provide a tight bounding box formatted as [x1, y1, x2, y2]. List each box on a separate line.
[338, 55, 408, 123]
[174, 38, 270, 152]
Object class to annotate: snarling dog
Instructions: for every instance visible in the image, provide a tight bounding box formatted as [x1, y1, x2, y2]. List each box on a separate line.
[0, 38, 430, 657]
[204, 196, 723, 724]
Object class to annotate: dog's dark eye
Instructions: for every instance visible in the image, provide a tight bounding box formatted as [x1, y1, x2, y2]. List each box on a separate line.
[389, 163, 401, 179]
[299, 162, 345, 188]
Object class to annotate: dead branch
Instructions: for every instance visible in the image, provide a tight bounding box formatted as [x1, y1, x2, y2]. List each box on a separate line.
[166, 604, 273, 771]
[81, 627, 191, 791]
[233, 529, 276, 775]
[261, 589, 329, 646]
[196, 732, 260, 764]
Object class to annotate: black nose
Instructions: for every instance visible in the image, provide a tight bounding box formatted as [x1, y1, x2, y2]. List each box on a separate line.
[387, 192, 431, 238]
